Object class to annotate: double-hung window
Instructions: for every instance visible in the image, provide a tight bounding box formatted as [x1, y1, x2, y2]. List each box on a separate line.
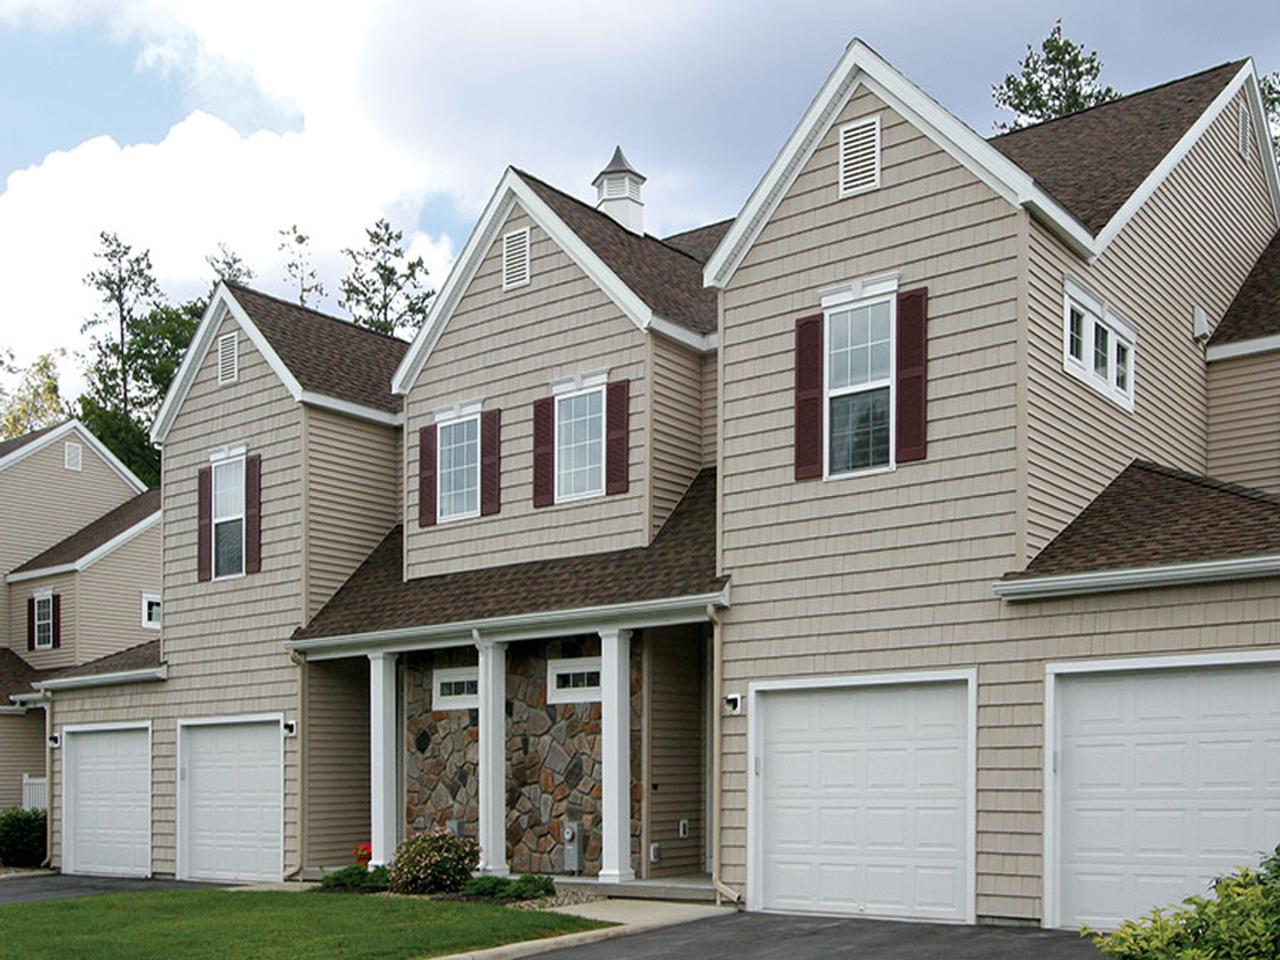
[1062, 280, 1136, 411]
[554, 383, 605, 502]
[33, 593, 53, 650]
[212, 455, 245, 579]
[437, 413, 480, 522]
[826, 293, 894, 476]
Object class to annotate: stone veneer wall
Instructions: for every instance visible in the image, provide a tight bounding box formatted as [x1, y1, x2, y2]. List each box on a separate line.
[404, 635, 643, 876]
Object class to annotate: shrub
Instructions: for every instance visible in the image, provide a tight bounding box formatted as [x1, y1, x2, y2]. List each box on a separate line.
[1089, 844, 1280, 959]
[0, 808, 46, 868]
[510, 873, 556, 900]
[461, 873, 557, 900]
[463, 874, 515, 898]
[317, 864, 388, 893]
[387, 832, 479, 895]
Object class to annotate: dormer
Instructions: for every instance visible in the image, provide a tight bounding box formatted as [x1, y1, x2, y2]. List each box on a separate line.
[592, 146, 646, 234]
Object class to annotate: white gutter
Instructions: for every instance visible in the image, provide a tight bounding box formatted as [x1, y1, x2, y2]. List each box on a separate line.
[1205, 333, 1280, 362]
[287, 587, 731, 660]
[35, 664, 167, 692]
[0, 705, 28, 716]
[995, 553, 1280, 601]
[298, 391, 404, 427]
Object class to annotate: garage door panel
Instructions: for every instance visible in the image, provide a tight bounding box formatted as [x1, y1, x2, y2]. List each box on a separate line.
[66, 728, 150, 878]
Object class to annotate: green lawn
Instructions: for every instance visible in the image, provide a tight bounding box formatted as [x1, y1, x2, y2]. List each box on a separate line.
[0, 890, 607, 960]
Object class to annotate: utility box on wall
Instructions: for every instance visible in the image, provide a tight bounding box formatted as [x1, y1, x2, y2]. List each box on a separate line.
[563, 820, 582, 875]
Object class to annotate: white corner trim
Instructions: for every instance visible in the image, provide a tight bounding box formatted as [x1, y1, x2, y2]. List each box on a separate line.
[6, 510, 162, 583]
[37, 663, 167, 692]
[0, 420, 146, 493]
[995, 553, 1280, 601]
[298, 391, 403, 427]
[1205, 332, 1280, 362]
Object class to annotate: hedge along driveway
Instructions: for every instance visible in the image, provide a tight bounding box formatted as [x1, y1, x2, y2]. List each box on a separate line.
[0, 889, 607, 960]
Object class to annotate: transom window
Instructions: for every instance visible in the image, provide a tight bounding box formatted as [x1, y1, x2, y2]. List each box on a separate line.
[212, 456, 245, 579]
[547, 657, 602, 704]
[1062, 281, 1136, 411]
[555, 386, 604, 502]
[826, 295, 894, 476]
[437, 414, 480, 521]
[33, 594, 53, 650]
[434, 667, 479, 710]
[141, 593, 162, 629]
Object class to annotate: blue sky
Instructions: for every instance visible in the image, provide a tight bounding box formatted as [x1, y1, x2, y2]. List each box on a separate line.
[1, 1, 1277, 398]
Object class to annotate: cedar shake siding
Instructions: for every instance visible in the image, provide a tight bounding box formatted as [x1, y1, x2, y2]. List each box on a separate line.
[402, 206, 650, 579]
[1023, 90, 1276, 558]
[73, 520, 162, 664]
[1207, 351, 1280, 493]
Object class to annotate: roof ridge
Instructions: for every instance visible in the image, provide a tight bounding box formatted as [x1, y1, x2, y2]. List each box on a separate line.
[225, 281, 410, 346]
[1130, 458, 1280, 508]
[989, 59, 1245, 142]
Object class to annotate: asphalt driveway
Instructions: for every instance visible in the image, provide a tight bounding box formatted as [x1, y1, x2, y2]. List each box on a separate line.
[0, 873, 220, 904]
[539, 911, 1099, 959]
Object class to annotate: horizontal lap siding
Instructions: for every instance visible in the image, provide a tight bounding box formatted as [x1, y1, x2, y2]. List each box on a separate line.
[403, 207, 648, 579]
[48, 311, 305, 877]
[0, 710, 45, 810]
[1207, 352, 1280, 493]
[303, 657, 369, 870]
[650, 335, 704, 536]
[1025, 91, 1276, 558]
[9, 571, 77, 669]
[701, 351, 718, 468]
[77, 522, 162, 662]
[304, 407, 400, 618]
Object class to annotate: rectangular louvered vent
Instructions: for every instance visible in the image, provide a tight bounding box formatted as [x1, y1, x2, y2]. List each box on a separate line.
[1238, 101, 1251, 158]
[839, 115, 881, 197]
[502, 227, 531, 290]
[64, 441, 82, 472]
[217, 331, 238, 384]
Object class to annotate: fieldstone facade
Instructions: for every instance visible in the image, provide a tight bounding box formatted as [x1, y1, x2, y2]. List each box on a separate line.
[403, 634, 643, 876]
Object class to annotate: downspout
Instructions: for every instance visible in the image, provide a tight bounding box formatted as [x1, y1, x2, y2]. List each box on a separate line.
[41, 694, 52, 869]
[285, 648, 307, 881]
[707, 603, 740, 907]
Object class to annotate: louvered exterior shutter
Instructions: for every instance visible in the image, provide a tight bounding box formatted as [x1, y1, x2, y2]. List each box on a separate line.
[896, 287, 928, 463]
[794, 314, 824, 480]
[26, 598, 34, 651]
[51, 594, 61, 649]
[605, 379, 630, 495]
[481, 409, 502, 516]
[418, 425, 437, 527]
[532, 397, 555, 507]
[245, 454, 262, 573]
[197, 466, 212, 582]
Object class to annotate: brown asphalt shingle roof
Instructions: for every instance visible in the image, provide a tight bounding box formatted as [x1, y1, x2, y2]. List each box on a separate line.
[0, 421, 67, 461]
[662, 219, 733, 263]
[989, 61, 1245, 234]
[1006, 460, 1280, 581]
[1208, 229, 1280, 346]
[296, 469, 723, 641]
[516, 171, 719, 335]
[42, 639, 162, 683]
[12, 488, 161, 575]
[226, 283, 409, 414]
[0, 648, 55, 701]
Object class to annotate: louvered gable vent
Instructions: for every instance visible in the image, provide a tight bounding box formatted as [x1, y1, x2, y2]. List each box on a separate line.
[217, 331, 238, 384]
[502, 227, 531, 290]
[838, 115, 881, 197]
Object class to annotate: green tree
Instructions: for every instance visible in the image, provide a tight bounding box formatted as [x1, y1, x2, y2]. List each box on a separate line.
[0, 350, 74, 439]
[278, 224, 325, 307]
[338, 217, 433, 335]
[1259, 71, 1280, 161]
[993, 20, 1120, 132]
[81, 231, 160, 421]
[205, 242, 255, 295]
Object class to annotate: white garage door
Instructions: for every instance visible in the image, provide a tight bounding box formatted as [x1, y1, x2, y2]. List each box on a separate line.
[181, 721, 282, 883]
[65, 727, 150, 877]
[757, 680, 971, 920]
[1055, 664, 1280, 930]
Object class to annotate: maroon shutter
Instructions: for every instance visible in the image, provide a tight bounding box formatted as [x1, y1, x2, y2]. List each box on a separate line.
[26, 598, 34, 651]
[51, 594, 61, 649]
[532, 397, 555, 507]
[245, 454, 262, 573]
[418, 425, 437, 527]
[197, 466, 212, 582]
[896, 287, 928, 463]
[480, 409, 502, 516]
[794, 314, 824, 480]
[606, 379, 630, 495]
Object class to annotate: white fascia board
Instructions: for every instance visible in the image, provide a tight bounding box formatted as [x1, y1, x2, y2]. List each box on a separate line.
[0, 420, 147, 494]
[648, 315, 718, 352]
[994, 553, 1280, 601]
[35, 664, 167, 693]
[6, 509, 162, 583]
[298, 391, 404, 427]
[1206, 333, 1280, 361]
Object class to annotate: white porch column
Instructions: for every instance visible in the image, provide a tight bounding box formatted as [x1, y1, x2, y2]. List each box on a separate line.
[368, 651, 399, 867]
[598, 628, 635, 883]
[476, 634, 509, 875]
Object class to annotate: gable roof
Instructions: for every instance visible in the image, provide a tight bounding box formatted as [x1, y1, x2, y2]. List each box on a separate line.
[989, 62, 1246, 235]
[152, 283, 409, 443]
[997, 460, 1280, 599]
[0, 422, 64, 461]
[9, 488, 160, 580]
[0, 419, 146, 494]
[1206, 228, 1280, 352]
[34, 639, 162, 690]
[0, 648, 56, 701]
[662, 219, 734, 262]
[704, 40, 1279, 288]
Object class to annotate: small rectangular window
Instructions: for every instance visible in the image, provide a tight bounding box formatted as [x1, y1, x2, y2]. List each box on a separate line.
[1114, 342, 1130, 392]
[502, 227, 531, 290]
[826, 296, 894, 475]
[1092, 323, 1110, 379]
[1068, 307, 1085, 361]
[547, 657, 603, 704]
[1062, 282, 1135, 410]
[436, 414, 480, 521]
[555, 386, 605, 502]
[217, 332, 238, 384]
[141, 593, 162, 629]
[212, 456, 245, 579]
[33, 594, 53, 650]
[434, 667, 479, 709]
[838, 115, 881, 197]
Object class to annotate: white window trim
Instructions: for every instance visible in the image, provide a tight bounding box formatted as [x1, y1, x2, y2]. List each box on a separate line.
[501, 226, 531, 291]
[434, 666, 479, 710]
[435, 411, 481, 524]
[217, 331, 239, 384]
[1061, 279, 1137, 412]
[553, 383, 607, 504]
[546, 656, 603, 704]
[823, 287, 897, 481]
[837, 114, 882, 198]
[63, 441, 82, 472]
[210, 450, 246, 582]
[141, 592, 162, 630]
[32, 589, 53, 651]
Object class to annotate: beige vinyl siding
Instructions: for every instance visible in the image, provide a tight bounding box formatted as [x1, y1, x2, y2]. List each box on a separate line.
[650, 335, 704, 536]
[1207, 351, 1280, 493]
[1024, 90, 1276, 557]
[9, 572, 78, 670]
[402, 206, 649, 580]
[717, 87, 1026, 917]
[303, 657, 370, 871]
[303, 407, 400, 619]
[75, 520, 162, 663]
[701, 350, 718, 468]
[48, 310, 305, 876]
[0, 434, 138, 652]
[0, 710, 45, 810]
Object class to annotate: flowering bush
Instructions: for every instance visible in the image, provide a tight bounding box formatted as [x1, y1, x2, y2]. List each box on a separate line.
[353, 843, 372, 869]
[387, 831, 480, 895]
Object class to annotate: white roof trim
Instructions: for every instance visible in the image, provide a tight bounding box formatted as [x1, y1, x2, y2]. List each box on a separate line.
[7, 509, 162, 583]
[35, 663, 167, 692]
[994, 552, 1280, 601]
[0, 420, 146, 494]
[299, 392, 403, 427]
[1206, 332, 1280, 362]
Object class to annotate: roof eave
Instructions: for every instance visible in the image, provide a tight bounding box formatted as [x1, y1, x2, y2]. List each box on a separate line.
[994, 552, 1280, 601]
[6, 509, 162, 583]
[0, 420, 146, 494]
[35, 664, 167, 693]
